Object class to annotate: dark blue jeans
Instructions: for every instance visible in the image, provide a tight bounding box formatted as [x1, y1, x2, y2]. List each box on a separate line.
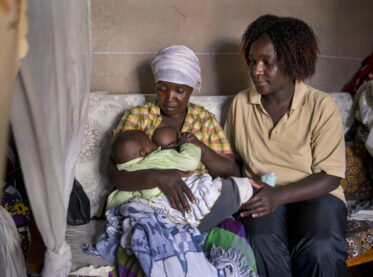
[240, 193, 348, 277]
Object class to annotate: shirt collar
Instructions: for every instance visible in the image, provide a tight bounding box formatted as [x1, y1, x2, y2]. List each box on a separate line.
[289, 81, 307, 110]
[187, 102, 199, 117]
[247, 81, 307, 111]
[150, 102, 161, 116]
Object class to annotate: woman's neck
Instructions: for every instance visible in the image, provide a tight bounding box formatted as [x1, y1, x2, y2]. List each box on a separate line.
[261, 81, 295, 126]
[261, 81, 295, 106]
[159, 109, 187, 131]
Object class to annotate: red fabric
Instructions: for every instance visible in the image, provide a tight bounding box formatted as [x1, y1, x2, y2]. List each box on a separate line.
[344, 52, 373, 97]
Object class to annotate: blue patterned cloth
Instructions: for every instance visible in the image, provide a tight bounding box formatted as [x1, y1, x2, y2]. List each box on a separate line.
[85, 199, 253, 276]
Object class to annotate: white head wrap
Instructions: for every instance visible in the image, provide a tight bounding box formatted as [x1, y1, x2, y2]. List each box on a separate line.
[151, 45, 201, 91]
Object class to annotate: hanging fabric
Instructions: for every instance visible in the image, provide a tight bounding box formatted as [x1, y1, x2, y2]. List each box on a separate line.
[10, 0, 91, 276]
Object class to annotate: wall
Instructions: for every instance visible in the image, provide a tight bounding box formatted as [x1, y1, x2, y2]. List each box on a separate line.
[90, 0, 373, 95]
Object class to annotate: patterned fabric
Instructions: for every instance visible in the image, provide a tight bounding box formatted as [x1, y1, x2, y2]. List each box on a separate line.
[346, 219, 373, 259]
[109, 222, 259, 277]
[1, 188, 31, 257]
[340, 140, 373, 200]
[120, 201, 217, 277]
[203, 217, 258, 276]
[113, 101, 232, 175]
[90, 200, 256, 277]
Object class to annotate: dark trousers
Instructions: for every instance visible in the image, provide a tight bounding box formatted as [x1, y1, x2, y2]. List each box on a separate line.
[240, 194, 348, 277]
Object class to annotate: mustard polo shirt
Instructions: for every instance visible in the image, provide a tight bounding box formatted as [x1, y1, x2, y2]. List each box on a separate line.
[224, 82, 346, 202]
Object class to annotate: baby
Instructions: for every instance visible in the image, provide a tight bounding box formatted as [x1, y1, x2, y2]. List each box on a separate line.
[108, 128, 254, 231]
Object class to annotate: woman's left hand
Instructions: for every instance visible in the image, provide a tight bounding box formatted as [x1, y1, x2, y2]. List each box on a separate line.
[178, 132, 203, 147]
[240, 179, 281, 218]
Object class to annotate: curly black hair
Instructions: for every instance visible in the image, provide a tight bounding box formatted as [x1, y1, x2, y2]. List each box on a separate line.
[241, 14, 319, 81]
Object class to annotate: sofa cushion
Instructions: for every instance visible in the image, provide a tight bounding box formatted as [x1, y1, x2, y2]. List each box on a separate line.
[328, 92, 354, 134]
[341, 141, 373, 200]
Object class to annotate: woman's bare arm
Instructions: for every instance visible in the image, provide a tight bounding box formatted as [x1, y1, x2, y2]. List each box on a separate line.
[200, 146, 240, 178]
[179, 132, 240, 178]
[240, 172, 340, 218]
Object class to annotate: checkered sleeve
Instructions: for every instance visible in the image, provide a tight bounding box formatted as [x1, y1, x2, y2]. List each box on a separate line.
[112, 106, 146, 136]
[206, 114, 232, 154]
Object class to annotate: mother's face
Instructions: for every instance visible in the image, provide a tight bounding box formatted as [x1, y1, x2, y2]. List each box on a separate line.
[156, 81, 193, 117]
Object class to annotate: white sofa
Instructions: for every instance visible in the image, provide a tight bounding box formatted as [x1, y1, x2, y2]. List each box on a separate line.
[66, 91, 354, 275]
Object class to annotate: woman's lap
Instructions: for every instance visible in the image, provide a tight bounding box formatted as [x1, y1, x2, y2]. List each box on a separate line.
[240, 194, 348, 277]
[240, 203, 292, 276]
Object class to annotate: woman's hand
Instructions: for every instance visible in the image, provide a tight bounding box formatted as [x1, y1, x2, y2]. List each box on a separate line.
[239, 173, 341, 218]
[178, 132, 240, 178]
[240, 179, 281, 218]
[155, 169, 196, 213]
[178, 132, 203, 147]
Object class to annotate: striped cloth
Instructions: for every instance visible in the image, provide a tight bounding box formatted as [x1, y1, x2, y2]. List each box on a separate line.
[113, 102, 232, 175]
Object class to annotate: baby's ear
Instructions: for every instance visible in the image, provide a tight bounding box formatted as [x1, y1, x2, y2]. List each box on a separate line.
[139, 148, 147, 157]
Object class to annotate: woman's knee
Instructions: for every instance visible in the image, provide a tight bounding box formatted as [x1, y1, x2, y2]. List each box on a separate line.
[292, 231, 348, 275]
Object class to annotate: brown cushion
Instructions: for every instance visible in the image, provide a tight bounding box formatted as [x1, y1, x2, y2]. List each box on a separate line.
[340, 141, 373, 200]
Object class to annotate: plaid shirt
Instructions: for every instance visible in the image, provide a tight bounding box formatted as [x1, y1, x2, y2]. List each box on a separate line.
[113, 102, 232, 175]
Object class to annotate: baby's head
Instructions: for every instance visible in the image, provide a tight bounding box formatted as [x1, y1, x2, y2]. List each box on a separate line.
[152, 127, 178, 149]
[111, 130, 157, 164]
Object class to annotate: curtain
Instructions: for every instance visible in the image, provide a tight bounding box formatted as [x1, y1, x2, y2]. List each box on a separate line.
[10, 0, 91, 276]
[0, 0, 28, 194]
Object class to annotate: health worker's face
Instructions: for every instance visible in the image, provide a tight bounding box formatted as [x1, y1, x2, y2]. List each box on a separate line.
[249, 34, 291, 95]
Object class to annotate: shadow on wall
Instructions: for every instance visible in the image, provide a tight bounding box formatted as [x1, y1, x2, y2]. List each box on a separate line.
[136, 57, 155, 94]
[211, 39, 251, 95]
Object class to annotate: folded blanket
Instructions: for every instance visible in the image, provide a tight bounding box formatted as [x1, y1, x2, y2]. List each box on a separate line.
[119, 200, 217, 276]
[86, 199, 258, 277]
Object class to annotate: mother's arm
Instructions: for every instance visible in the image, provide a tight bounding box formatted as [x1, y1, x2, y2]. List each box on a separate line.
[107, 158, 196, 213]
[199, 143, 240, 178]
[182, 132, 240, 177]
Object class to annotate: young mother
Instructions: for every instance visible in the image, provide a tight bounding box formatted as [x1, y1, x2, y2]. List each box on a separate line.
[108, 45, 240, 231]
[224, 15, 348, 277]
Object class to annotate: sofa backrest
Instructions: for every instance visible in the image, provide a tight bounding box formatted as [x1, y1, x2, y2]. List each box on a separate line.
[75, 91, 354, 217]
